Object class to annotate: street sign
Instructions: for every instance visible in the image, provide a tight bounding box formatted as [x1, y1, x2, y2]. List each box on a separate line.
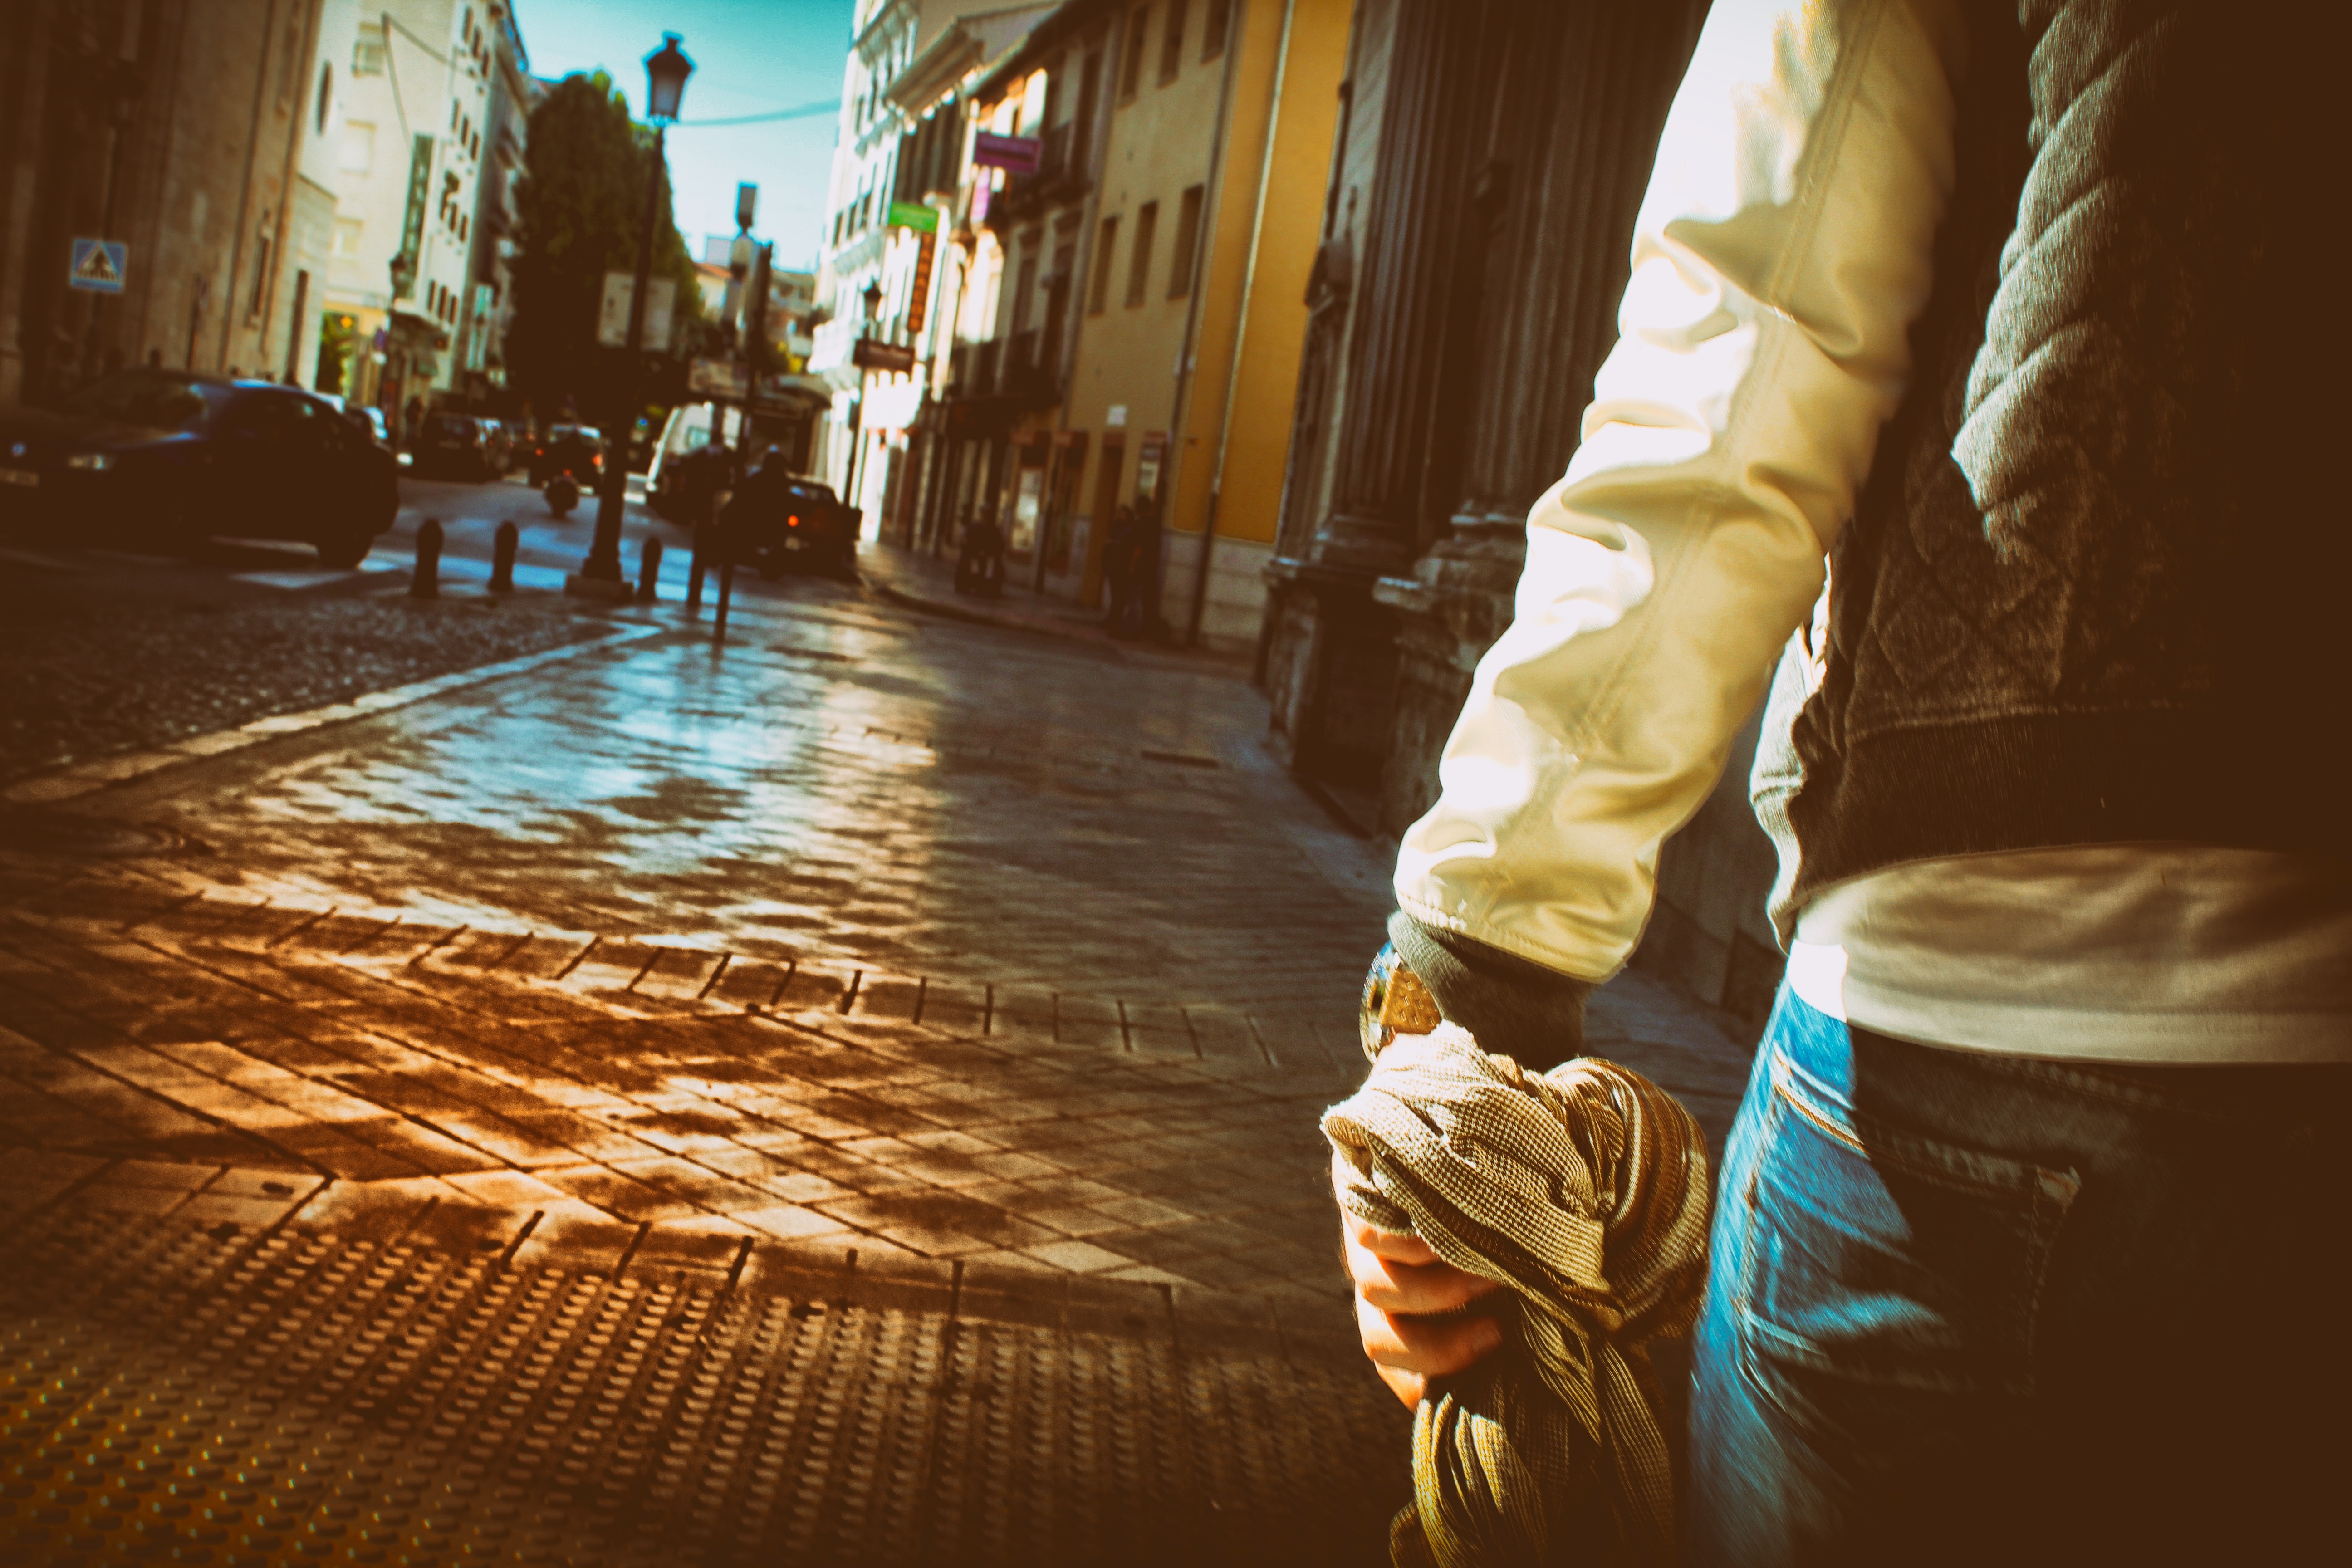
[852, 338, 916, 373]
[886, 201, 937, 235]
[689, 358, 747, 398]
[68, 240, 127, 293]
[972, 132, 1039, 174]
[395, 134, 434, 298]
[905, 229, 937, 337]
[598, 272, 676, 350]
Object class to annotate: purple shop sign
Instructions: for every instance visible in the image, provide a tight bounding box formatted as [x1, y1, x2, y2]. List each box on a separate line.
[971, 131, 1040, 175]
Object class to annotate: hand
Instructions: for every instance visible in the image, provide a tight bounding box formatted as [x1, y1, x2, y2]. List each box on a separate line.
[1335, 1152, 1505, 1410]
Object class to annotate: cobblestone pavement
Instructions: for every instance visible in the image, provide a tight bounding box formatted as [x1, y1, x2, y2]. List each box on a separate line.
[0, 577, 1757, 1563]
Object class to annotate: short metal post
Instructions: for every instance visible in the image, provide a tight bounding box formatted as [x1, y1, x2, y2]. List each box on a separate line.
[489, 520, 517, 593]
[637, 535, 664, 602]
[411, 518, 442, 599]
[713, 559, 735, 646]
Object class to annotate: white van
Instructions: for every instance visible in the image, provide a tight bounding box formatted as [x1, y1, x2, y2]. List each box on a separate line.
[647, 402, 745, 520]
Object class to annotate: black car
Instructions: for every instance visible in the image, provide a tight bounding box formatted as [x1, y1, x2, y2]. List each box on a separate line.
[0, 370, 398, 566]
[415, 412, 497, 480]
[717, 474, 860, 579]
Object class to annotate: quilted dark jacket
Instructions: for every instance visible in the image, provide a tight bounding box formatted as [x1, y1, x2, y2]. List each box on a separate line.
[1754, 0, 2344, 929]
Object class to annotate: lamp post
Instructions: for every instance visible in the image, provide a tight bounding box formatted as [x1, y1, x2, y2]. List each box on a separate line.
[577, 33, 693, 587]
[843, 280, 882, 520]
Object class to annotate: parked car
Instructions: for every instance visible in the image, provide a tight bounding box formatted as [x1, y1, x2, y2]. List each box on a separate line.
[0, 369, 398, 566]
[346, 405, 392, 449]
[718, 474, 859, 580]
[528, 424, 602, 485]
[414, 412, 498, 480]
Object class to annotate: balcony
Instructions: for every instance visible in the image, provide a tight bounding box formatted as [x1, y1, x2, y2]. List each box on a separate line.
[990, 121, 1088, 227]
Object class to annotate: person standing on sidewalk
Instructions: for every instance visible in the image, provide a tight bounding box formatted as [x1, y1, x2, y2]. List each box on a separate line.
[1102, 505, 1145, 637]
[1336, 0, 2348, 1562]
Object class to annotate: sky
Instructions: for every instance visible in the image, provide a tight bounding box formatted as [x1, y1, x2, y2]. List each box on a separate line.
[514, 0, 856, 273]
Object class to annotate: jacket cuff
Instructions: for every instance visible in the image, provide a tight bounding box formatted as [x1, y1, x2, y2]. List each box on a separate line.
[1387, 910, 1592, 1072]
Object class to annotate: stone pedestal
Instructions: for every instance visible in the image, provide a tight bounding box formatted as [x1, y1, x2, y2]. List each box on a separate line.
[1368, 523, 1522, 834]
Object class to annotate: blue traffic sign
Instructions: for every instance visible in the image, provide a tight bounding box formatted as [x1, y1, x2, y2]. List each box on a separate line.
[69, 239, 127, 294]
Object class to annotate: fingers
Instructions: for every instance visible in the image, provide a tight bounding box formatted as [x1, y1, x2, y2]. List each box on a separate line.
[1356, 1293, 1506, 1411]
[1331, 1151, 1508, 1407]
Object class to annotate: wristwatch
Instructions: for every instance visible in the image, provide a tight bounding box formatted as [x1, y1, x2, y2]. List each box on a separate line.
[1358, 942, 1443, 1062]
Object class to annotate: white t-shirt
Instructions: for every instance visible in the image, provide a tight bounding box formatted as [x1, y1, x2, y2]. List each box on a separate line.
[1787, 846, 2352, 1063]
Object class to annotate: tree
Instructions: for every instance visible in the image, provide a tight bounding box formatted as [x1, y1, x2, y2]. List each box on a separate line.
[506, 72, 705, 421]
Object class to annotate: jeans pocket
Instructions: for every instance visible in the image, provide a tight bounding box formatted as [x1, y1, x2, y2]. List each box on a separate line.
[1733, 1050, 2079, 1426]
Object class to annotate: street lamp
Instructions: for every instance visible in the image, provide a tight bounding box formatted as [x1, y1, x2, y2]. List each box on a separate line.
[844, 282, 884, 520]
[575, 32, 694, 590]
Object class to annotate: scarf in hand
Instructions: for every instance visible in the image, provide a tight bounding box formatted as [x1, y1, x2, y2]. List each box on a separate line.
[1324, 1025, 1710, 1568]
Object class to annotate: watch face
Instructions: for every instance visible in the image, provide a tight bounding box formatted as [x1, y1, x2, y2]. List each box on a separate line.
[1359, 942, 1441, 1062]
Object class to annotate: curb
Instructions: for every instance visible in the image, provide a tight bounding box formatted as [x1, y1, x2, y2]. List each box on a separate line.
[863, 574, 1126, 650]
[1, 621, 666, 807]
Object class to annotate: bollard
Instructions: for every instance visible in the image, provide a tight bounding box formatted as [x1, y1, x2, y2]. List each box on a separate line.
[489, 520, 517, 593]
[686, 517, 707, 613]
[637, 535, 664, 603]
[712, 559, 736, 647]
[410, 517, 442, 599]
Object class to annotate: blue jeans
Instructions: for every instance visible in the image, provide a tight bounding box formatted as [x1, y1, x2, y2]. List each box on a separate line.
[1688, 984, 2348, 1566]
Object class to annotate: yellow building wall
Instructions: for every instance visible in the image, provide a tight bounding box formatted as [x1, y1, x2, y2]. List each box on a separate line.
[1174, 0, 1347, 548]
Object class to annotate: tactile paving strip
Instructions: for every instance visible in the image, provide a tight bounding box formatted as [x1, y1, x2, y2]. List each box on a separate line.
[0, 1201, 1407, 1566]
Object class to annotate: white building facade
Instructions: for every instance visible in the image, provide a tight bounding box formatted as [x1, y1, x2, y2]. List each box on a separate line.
[317, 0, 516, 423]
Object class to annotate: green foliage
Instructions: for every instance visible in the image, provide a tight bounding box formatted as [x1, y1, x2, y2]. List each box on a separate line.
[507, 73, 706, 419]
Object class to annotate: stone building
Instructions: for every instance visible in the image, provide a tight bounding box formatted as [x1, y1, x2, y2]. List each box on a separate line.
[0, 0, 325, 401]
[0, 0, 532, 418]
[1260, 0, 1785, 1026]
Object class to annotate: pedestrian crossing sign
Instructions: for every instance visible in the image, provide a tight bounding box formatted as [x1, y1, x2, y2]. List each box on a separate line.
[69, 239, 127, 294]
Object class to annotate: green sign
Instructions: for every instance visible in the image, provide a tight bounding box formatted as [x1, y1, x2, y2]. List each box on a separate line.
[886, 201, 937, 235]
[392, 134, 434, 298]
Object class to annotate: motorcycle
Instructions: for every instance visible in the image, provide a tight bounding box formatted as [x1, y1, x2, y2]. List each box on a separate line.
[544, 467, 583, 519]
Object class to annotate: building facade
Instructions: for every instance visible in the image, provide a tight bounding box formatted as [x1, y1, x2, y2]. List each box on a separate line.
[1, 0, 326, 401]
[321, 0, 510, 423]
[0, 0, 531, 422]
[909, 0, 1344, 652]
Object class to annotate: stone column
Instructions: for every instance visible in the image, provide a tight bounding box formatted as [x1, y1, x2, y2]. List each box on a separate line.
[1313, 0, 1484, 574]
[1373, 0, 1710, 833]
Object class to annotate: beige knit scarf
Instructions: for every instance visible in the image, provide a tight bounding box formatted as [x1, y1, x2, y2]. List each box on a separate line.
[1324, 1025, 1711, 1568]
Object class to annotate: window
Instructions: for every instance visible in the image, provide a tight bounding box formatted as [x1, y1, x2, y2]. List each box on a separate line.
[1167, 185, 1203, 298]
[249, 235, 273, 318]
[1202, 0, 1231, 59]
[340, 122, 375, 175]
[1088, 217, 1118, 314]
[1125, 201, 1157, 306]
[316, 64, 334, 133]
[1159, 0, 1187, 84]
[353, 29, 385, 76]
[1012, 255, 1039, 335]
[1118, 5, 1148, 99]
[332, 217, 362, 257]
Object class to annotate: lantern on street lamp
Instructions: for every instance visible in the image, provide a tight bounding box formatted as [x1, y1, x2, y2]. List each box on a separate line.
[645, 34, 694, 122]
[571, 33, 695, 594]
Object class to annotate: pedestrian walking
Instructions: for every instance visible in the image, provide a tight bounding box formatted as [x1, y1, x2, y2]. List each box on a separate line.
[1101, 504, 1145, 637]
[955, 507, 1005, 597]
[1333, 0, 2346, 1564]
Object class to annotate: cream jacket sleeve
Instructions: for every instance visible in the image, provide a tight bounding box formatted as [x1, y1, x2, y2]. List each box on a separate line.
[1394, 0, 1969, 980]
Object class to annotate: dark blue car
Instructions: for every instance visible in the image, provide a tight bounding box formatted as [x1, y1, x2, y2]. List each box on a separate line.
[0, 369, 399, 567]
